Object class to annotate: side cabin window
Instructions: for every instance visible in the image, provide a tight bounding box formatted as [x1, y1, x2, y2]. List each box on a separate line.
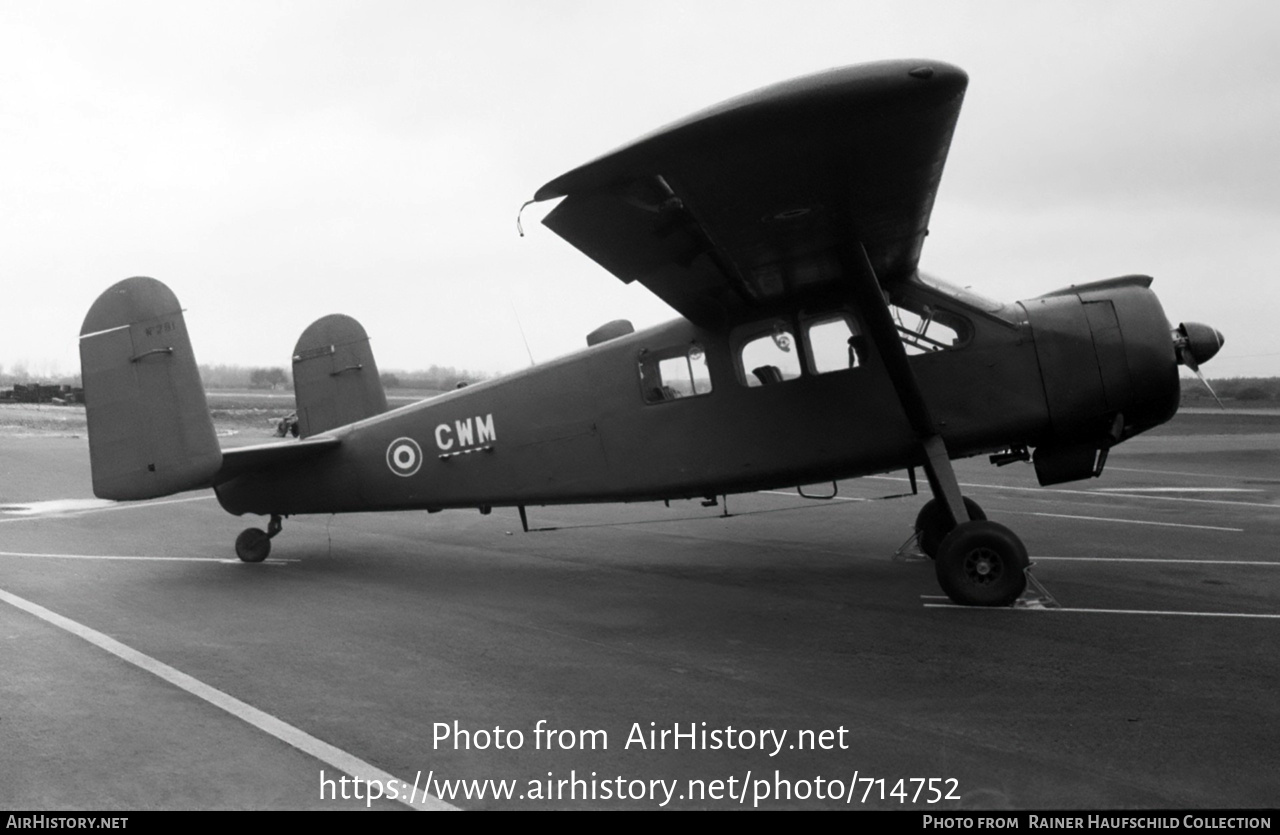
[890, 299, 970, 356]
[639, 343, 712, 403]
[739, 322, 802, 386]
[804, 314, 865, 373]
[733, 297, 970, 386]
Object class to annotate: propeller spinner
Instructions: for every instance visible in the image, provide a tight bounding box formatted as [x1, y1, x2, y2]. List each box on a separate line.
[1174, 321, 1225, 407]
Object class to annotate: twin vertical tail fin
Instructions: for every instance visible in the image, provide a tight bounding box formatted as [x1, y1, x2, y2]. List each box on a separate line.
[79, 277, 221, 500]
[291, 314, 387, 437]
[78, 278, 385, 498]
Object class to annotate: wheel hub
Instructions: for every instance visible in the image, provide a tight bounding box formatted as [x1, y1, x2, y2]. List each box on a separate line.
[964, 547, 1003, 584]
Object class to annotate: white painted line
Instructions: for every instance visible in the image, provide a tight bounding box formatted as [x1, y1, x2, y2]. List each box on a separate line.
[1107, 465, 1256, 481]
[0, 498, 115, 514]
[0, 551, 297, 564]
[758, 490, 867, 503]
[1003, 510, 1243, 532]
[923, 603, 1280, 620]
[0, 495, 215, 523]
[0, 551, 220, 562]
[1035, 556, 1280, 566]
[0, 587, 454, 811]
[79, 323, 132, 339]
[1092, 487, 1261, 493]
[866, 475, 1280, 509]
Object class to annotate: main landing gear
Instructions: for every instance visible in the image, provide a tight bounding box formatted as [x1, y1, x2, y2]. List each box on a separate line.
[235, 514, 283, 563]
[914, 497, 1027, 606]
[933, 519, 1028, 607]
[840, 242, 1041, 605]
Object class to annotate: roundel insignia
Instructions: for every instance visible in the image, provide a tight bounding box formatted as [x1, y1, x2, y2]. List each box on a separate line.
[386, 437, 423, 477]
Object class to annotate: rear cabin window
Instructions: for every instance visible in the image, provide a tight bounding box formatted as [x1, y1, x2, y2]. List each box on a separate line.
[639, 343, 712, 403]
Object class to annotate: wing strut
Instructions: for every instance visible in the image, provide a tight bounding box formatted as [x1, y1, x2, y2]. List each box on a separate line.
[841, 243, 970, 526]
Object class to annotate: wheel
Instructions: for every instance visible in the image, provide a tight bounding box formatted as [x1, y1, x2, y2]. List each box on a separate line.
[934, 520, 1028, 607]
[914, 497, 986, 558]
[235, 528, 271, 563]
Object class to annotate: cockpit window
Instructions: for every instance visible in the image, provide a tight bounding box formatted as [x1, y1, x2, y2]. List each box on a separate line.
[639, 343, 712, 403]
[740, 323, 802, 386]
[890, 299, 970, 355]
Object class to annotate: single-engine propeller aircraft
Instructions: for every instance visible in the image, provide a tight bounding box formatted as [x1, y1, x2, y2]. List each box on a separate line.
[79, 60, 1224, 606]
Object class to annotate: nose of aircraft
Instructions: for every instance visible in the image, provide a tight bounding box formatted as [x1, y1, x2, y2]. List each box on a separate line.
[1174, 321, 1225, 371]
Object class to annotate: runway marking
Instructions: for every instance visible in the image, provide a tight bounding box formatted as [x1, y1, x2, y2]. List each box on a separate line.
[1108, 465, 1278, 482]
[1002, 510, 1243, 532]
[1034, 556, 1280, 567]
[0, 495, 215, 523]
[1091, 487, 1261, 493]
[924, 602, 1280, 620]
[0, 586, 458, 809]
[0, 586, 454, 811]
[866, 476, 1280, 509]
[759, 487, 1243, 531]
[759, 490, 868, 503]
[0, 498, 115, 514]
[0, 550, 297, 564]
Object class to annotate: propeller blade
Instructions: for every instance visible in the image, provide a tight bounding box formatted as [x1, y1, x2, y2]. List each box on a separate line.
[1195, 367, 1225, 410]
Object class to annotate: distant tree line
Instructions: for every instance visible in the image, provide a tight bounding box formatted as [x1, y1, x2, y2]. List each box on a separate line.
[199, 364, 291, 389]
[194, 363, 487, 392]
[0, 364, 79, 387]
[249, 367, 289, 389]
[380, 365, 488, 391]
[1181, 376, 1280, 404]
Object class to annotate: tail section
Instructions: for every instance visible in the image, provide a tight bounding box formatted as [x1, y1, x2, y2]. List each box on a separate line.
[291, 314, 387, 437]
[79, 277, 221, 500]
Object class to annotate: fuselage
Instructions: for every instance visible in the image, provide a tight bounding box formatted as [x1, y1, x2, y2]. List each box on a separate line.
[214, 273, 1180, 517]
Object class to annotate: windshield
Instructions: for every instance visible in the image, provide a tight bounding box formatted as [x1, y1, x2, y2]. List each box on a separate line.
[915, 272, 1005, 314]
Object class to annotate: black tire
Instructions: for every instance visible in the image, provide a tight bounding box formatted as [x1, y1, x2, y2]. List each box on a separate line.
[235, 528, 271, 563]
[934, 520, 1028, 606]
[914, 497, 986, 558]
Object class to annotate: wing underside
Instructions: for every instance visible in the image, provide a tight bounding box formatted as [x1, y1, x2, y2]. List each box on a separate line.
[533, 60, 968, 329]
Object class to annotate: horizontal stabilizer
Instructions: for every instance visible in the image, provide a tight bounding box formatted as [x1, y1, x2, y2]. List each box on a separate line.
[79, 277, 221, 500]
[292, 314, 388, 437]
[215, 436, 341, 484]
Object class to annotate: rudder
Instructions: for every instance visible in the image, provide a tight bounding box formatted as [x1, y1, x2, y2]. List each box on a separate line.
[79, 277, 221, 500]
[291, 314, 388, 437]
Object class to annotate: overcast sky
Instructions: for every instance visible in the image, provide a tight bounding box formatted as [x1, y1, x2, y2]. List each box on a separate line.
[2, 0, 1276, 380]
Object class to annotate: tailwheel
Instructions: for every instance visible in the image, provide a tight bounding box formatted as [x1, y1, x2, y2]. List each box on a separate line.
[914, 497, 986, 558]
[934, 520, 1028, 606]
[235, 528, 271, 563]
[235, 514, 283, 563]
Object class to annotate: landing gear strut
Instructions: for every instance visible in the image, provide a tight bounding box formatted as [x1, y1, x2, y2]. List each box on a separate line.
[841, 242, 1030, 606]
[235, 514, 283, 563]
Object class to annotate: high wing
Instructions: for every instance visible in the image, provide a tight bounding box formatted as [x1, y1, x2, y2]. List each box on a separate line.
[532, 60, 967, 329]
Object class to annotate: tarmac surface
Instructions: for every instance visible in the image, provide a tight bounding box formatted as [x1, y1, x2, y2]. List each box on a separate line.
[1, 409, 1278, 810]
